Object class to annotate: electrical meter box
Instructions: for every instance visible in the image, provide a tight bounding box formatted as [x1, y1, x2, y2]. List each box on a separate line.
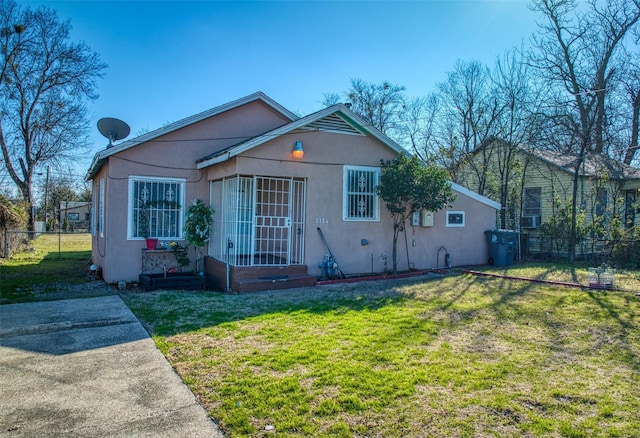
[421, 210, 434, 227]
[411, 211, 420, 226]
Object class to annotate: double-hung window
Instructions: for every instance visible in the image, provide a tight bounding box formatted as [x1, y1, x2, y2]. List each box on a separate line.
[523, 187, 542, 217]
[129, 176, 185, 239]
[343, 165, 380, 221]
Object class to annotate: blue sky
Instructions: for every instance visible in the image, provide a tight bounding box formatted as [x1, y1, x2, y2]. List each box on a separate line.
[28, 0, 540, 170]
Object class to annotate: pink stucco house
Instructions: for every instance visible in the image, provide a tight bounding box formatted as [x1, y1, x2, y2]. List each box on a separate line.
[86, 92, 499, 291]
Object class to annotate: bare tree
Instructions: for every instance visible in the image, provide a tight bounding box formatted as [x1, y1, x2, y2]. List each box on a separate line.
[491, 47, 546, 228]
[528, 0, 640, 262]
[620, 51, 640, 165]
[399, 95, 438, 157]
[437, 60, 502, 154]
[323, 78, 407, 138]
[0, 0, 106, 230]
[436, 60, 504, 197]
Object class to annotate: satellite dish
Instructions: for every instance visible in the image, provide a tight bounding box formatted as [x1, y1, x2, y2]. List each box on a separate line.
[97, 117, 130, 147]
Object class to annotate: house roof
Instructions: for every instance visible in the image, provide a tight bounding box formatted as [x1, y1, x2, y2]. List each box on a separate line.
[469, 139, 640, 182]
[515, 145, 640, 181]
[195, 103, 405, 168]
[59, 201, 90, 209]
[85, 92, 299, 180]
[85, 91, 500, 210]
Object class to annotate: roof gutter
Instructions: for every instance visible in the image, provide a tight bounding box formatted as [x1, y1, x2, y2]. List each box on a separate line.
[197, 151, 231, 169]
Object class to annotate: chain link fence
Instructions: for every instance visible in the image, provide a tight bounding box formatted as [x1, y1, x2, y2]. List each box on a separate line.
[521, 234, 640, 267]
[1, 227, 91, 259]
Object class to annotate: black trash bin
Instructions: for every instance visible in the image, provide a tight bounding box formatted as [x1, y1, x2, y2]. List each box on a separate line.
[484, 230, 518, 266]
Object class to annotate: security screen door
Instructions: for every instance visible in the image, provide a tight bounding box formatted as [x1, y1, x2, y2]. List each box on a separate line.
[212, 176, 306, 266]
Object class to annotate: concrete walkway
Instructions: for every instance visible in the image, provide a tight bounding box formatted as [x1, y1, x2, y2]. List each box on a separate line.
[0, 295, 224, 437]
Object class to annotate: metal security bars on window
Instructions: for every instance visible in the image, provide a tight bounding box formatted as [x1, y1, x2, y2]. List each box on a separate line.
[132, 180, 183, 238]
[344, 167, 379, 220]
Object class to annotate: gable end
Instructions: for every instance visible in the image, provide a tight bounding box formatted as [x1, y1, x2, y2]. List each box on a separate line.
[301, 114, 365, 136]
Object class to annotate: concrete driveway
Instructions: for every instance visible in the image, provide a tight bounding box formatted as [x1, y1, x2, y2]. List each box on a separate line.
[0, 295, 223, 437]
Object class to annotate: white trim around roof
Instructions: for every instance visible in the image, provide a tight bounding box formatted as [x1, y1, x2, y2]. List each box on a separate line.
[86, 92, 298, 180]
[196, 104, 406, 169]
[449, 181, 501, 210]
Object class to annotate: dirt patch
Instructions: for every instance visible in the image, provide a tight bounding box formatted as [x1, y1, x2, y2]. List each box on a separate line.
[25, 281, 117, 302]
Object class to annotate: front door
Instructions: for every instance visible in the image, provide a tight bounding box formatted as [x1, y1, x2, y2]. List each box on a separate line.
[210, 176, 306, 267]
[253, 177, 305, 265]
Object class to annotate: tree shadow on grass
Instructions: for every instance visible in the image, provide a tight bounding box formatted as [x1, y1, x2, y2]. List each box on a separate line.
[121, 271, 640, 374]
[583, 289, 640, 371]
[416, 271, 640, 373]
[121, 278, 413, 337]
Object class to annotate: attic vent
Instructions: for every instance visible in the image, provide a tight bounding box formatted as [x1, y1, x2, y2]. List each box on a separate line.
[305, 114, 364, 136]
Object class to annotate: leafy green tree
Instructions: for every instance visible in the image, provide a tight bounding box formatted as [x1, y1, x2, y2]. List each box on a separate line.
[378, 154, 455, 273]
[539, 196, 586, 258]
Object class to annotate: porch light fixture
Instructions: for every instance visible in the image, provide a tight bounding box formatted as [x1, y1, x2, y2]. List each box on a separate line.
[292, 141, 304, 160]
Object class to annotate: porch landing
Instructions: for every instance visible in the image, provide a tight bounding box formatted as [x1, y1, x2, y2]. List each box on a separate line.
[204, 257, 317, 293]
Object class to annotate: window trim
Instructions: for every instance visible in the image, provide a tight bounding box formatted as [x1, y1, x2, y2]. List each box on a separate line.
[99, 178, 105, 237]
[127, 176, 186, 240]
[523, 187, 542, 217]
[446, 211, 465, 227]
[342, 165, 380, 222]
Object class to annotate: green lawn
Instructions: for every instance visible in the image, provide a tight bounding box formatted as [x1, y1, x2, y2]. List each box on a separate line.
[477, 262, 640, 292]
[122, 274, 640, 437]
[0, 233, 111, 304]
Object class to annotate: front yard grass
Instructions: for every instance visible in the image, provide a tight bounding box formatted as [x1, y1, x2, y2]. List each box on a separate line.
[476, 261, 640, 291]
[122, 273, 640, 437]
[0, 233, 109, 304]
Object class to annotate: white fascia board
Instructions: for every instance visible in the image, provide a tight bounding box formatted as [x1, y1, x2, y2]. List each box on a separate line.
[196, 104, 407, 169]
[196, 152, 231, 169]
[197, 106, 343, 169]
[87, 92, 298, 177]
[449, 181, 501, 210]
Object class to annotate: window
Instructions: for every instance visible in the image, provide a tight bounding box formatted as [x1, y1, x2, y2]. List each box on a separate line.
[343, 166, 380, 221]
[129, 177, 185, 239]
[523, 187, 541, 217]
[446, 211, 465, 227]
[91, 181, 98, 236]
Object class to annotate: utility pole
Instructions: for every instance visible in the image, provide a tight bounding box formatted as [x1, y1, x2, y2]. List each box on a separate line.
[44, 166, 50, 229]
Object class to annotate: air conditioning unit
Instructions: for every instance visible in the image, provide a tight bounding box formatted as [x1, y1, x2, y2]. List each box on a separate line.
[521, 215, 541, 229]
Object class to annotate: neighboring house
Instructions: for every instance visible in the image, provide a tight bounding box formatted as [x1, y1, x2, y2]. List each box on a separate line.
[59, 201, 91, 231]
[86, 92, 499, 291]
[457, 141, 640, 257]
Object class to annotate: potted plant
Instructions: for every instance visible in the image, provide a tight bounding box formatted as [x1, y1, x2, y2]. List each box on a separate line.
[165, 241, 190, 271]
[139, 206, 157, 250]
[184, 199, 214, 273]
[139, 199, 181, 250]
